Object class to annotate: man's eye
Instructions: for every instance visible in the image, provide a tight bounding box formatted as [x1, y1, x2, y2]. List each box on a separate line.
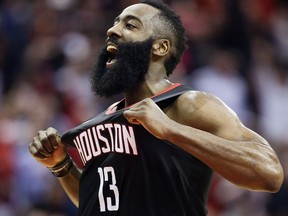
[126, 23, 136, 29]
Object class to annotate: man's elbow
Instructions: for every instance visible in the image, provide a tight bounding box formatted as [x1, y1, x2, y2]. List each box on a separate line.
[262, 165, 284, 193]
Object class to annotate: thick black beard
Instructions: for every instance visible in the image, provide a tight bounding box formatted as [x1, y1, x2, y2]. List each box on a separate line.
[90, 38, 154, 98]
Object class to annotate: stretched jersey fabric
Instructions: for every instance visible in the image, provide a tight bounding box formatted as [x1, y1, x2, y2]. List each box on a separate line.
[61, 83, 213, 216]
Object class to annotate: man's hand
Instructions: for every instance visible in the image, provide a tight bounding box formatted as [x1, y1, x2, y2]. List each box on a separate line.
[28, 127, 68, 168]
[124, 98, 175, 139]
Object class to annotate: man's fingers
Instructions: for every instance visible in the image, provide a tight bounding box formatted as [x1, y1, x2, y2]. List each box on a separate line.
[38, 130, 54, 154]
[33, 134, 52, 157]
[46, 127, 61, 149]
[30, 127, 62, 158]
[28, 143, 47, 160]
[123, 110, 141, 125]
[28, 127, 68, 168]
[124, 98, 158, 125]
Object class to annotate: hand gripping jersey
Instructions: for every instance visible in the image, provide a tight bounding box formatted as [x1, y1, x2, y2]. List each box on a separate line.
[61, 84, 213, 216]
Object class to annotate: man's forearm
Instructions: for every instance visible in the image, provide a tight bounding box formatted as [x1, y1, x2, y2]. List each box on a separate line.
[58, 161, 82, 207]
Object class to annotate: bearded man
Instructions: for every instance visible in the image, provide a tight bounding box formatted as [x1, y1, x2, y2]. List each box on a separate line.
[29, 0, 283, 215]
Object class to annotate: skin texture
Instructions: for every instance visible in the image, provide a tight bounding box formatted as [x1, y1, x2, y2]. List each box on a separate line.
[28, 3, 284, 208]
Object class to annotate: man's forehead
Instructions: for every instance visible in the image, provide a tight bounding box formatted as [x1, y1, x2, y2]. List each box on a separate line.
[118, 3, 160, 20]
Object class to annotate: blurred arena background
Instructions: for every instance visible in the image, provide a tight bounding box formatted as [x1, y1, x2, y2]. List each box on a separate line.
[0, 0, 288, 215]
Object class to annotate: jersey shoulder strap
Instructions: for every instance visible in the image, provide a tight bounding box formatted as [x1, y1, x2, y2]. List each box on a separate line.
[152, 84, 193, 109]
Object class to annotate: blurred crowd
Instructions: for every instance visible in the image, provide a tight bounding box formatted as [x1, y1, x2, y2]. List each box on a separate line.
[0, 0, 288, 215]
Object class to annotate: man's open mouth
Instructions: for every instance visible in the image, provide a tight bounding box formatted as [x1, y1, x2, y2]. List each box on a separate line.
[106, 44, 118, 67]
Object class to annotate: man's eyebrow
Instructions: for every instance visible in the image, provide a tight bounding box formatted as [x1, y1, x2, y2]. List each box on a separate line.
[114, 15, 142, 24]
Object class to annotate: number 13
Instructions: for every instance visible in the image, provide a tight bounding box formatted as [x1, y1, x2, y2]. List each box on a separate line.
[98, 167, 119, 212]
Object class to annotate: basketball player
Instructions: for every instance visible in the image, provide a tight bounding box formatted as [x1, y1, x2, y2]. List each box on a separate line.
[28, 0, 284, 215]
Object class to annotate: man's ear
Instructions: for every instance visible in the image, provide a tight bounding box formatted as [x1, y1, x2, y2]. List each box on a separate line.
[152, 39, 170, 57]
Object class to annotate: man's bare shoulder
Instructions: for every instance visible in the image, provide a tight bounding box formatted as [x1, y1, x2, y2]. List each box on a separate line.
[175, 90, 229, 116]
[168, 90, 240, 134]
[177, 90, 222, 108]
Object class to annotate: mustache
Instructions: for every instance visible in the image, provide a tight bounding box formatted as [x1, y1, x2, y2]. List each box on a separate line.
[106, 37, 119, 46]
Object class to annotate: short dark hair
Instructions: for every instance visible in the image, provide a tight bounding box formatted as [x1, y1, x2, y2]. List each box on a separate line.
[140, 0, 187, 76]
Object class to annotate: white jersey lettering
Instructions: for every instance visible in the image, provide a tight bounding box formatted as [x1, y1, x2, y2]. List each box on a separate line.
[73, 124, 138, 165]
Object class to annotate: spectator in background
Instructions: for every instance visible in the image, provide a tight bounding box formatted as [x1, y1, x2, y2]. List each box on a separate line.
[250, 38, 288, 150]
[271, 3, 288, 62]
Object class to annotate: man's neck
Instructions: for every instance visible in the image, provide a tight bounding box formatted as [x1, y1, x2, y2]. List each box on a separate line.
[124, 79, 174, 107]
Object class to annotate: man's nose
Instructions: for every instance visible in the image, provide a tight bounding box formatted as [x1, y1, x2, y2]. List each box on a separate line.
[107, 24, 122, 38]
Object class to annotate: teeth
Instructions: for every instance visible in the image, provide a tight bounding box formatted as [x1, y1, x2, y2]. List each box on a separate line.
[107, 45, 118, 54]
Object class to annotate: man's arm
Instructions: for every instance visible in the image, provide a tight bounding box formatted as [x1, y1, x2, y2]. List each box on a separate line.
[124, 91, 284, 192]
[28, 127, 81, 207]
[58, 161, 81, 207]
